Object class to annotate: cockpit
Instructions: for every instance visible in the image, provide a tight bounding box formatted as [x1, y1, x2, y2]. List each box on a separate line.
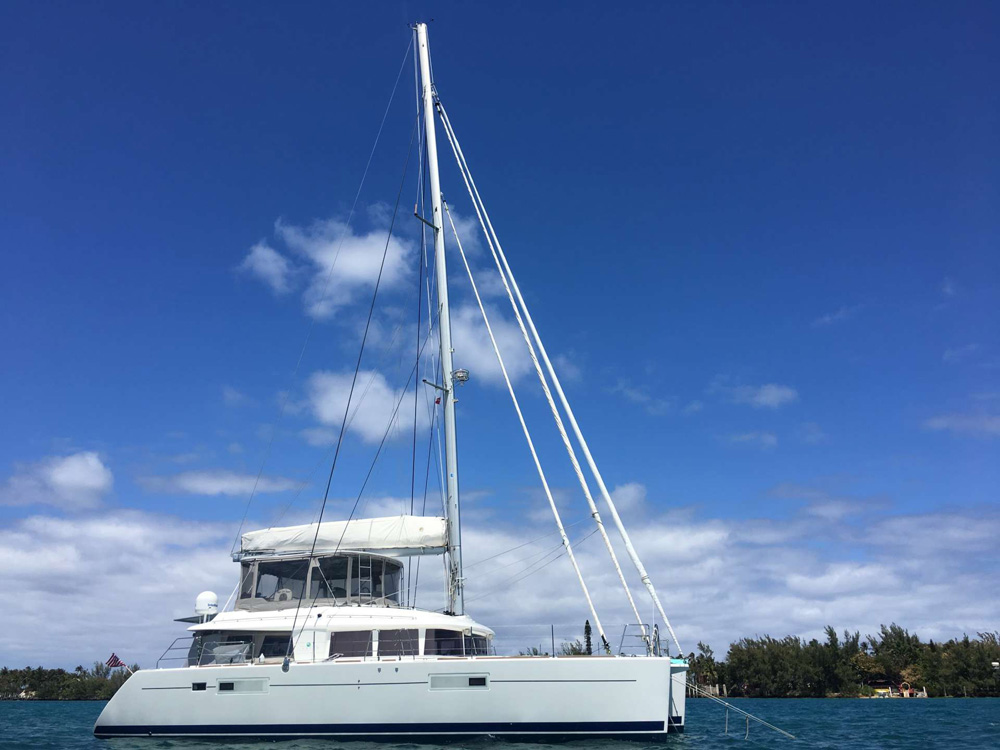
[236, 552, 404, 611]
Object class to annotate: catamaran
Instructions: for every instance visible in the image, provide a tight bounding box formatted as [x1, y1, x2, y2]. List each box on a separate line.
[94, 23, 689, 741]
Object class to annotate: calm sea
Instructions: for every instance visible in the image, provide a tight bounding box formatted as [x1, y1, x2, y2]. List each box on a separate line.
[1, 698, 997, 749]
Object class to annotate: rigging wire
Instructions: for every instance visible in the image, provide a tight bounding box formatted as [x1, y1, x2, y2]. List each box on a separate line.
[284, 114, 419, 663]
[440, 135, 647, 647]
[263, 307, 421, 532]
[463, 516, 588, 570]
[436, 96, 682, 656]
[444, 200, 610, 651]
[410, 386, 438, 609]
[461, 528, 600, 607]
[230, 37, 414, 555]
[350, 322, 436, 518]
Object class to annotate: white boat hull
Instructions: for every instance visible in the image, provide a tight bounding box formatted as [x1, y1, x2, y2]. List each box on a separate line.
[95, 655, 687, 740]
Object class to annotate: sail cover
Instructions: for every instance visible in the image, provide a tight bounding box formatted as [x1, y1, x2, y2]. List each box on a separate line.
[240, 515, 448, 557]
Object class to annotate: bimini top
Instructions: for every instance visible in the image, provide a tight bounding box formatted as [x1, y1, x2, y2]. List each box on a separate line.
[238, 515, 448, 559]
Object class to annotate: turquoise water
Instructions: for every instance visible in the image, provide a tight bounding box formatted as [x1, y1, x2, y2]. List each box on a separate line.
[1, 699, 998, 749]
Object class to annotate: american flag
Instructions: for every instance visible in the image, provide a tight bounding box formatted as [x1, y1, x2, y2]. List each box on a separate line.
[106, 653, 126, 669]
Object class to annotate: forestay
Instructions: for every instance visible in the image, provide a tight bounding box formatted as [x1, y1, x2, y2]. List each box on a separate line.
[239, 515, 448, 557]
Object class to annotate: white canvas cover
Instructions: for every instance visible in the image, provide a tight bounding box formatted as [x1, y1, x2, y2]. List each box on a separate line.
[241, 515, 448, 556]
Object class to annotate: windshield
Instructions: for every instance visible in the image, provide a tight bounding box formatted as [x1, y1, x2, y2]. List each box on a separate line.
[254, 559, 309, 602]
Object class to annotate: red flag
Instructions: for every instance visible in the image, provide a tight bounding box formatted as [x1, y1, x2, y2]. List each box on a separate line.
[106, 653, 126, 669]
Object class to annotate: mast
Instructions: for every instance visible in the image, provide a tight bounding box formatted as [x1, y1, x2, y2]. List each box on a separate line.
[416, 22, 463, 615]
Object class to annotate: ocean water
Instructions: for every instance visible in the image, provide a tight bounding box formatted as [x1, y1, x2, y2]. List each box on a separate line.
[1, 698, 997, 750]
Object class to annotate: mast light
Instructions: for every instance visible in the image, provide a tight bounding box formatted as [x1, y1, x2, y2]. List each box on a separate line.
[452, 368, 470, 384]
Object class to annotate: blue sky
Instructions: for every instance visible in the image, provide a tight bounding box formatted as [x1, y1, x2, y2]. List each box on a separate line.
[1, 1, 998, 666]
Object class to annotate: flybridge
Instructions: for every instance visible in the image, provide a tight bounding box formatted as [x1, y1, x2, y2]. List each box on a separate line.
[234, 515, 449, 560]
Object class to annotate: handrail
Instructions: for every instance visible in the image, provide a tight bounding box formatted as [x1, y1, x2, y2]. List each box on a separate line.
[156, 636, 194, 669]
[687, 681, 796, 739]
[156, 635, 255, 669]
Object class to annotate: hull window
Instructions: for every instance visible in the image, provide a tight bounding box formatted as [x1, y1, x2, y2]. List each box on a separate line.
[378, 629, 418, 656]
[217, 678, 268, 694]
[429, 673, 490, 690]
[329, 631, 373, 658]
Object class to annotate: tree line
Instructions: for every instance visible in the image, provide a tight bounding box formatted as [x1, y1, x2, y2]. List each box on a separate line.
[1, 662, 138, 700]
[689, 624, 1000, 697]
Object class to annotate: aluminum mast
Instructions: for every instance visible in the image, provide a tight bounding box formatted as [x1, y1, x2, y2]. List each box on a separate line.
[416, 22, 463, 615]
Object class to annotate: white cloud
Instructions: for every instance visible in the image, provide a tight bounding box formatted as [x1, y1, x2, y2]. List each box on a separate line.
[553, 353, 582, 383]
[811, 304, 862, 327]
[769, 483, 872, 519]
[942, 343, 980, 363]
[238, 215, 414, 319]
[238, 241, 294, 295]
[306, 369, 426, 445]
[4, 500, 998, 668]
[727, 431, 778, 448]
[222, 385, 248, 406]
[923, 413, 1000, 437]
[786, 563, 900, 598]
[449, 304, 533, 387]
[711, 377, 799, 409]
[462, 503, 1000, 657]
[610, 482, 647, 512]
[445, 208, 484, 257]
[682, 400, 703, 415]
[864, 512, 1000, 553]
[300, 426, 338, 447]
[804, 499, 866, 521]
[0, 511, 233, 667]
[0, 452, 113, 509]
[275, 217, 413, 320]
[611, 379, 672, 416]
[141, 470, 299, 496]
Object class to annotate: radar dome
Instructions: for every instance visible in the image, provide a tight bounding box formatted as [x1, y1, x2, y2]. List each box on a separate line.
[195, 591, 219, 616]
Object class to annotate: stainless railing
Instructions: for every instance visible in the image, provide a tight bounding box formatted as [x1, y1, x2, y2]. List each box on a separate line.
[156, 636, 254, 669]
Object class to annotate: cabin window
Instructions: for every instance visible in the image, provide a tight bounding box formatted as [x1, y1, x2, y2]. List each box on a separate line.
[464, 634, 489, 656]
[329, 631, 373, 658]
[383, 561, 403, 603]
[309, 556, 349, 600]
[255, 559, 309, 602]
[378, 629, 418, 656]
[425, 629, 464, 656]
[350, 556, 384, 601]
[239, 563, 255, 599]
[259, 633, 291, 659]
[188, 632, 253, 666]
